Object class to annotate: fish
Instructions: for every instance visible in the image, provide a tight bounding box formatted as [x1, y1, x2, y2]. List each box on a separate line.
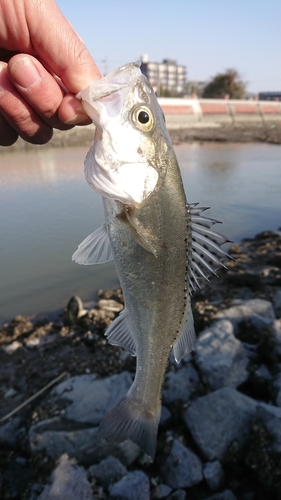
[72, 62, 230, 462]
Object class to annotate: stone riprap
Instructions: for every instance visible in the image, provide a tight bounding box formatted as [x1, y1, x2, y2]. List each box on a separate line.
[0, 229, 281, 499]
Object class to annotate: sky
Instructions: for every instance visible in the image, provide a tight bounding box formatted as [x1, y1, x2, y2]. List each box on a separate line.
[57, 0, 280, 94]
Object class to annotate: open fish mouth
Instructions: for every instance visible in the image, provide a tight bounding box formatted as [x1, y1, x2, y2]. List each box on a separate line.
[76, 62, 141, 102]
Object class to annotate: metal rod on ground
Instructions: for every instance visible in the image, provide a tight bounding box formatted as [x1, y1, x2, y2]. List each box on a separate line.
[0, 371, 68, 424]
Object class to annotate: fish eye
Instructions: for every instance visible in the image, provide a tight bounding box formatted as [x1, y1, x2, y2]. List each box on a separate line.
[131, 105, 155, 132]
[138, 111, 150, 124]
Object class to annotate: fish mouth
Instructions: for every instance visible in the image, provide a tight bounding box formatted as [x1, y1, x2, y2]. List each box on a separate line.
[76, 62, 141, 102]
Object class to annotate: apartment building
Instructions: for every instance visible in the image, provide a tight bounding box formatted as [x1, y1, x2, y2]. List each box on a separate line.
[140, 55, 186, 95]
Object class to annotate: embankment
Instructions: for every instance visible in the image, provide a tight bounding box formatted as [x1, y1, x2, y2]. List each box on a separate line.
[1, 98, 281, 153]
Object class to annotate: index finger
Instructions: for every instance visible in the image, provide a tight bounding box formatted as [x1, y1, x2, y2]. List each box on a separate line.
[25, 0, 102, 93]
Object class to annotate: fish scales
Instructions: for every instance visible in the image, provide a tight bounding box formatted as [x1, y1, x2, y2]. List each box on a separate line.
[73, 62, 230, 462]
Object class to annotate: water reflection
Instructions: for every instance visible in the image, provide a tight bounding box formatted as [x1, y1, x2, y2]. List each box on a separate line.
[0, 142, 280, 324]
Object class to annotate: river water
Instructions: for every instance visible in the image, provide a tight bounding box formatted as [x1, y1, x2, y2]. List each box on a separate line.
[0, 142, 280, 324]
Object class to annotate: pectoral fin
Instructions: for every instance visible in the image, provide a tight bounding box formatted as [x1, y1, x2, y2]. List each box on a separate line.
[72, 224, 114, 265]
[124, 210, 159, 258]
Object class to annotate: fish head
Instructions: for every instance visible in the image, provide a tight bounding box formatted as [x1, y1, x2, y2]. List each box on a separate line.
[77, 62, 172, 207]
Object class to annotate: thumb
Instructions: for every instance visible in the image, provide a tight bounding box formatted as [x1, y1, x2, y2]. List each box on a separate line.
[26, 0, 102, 93]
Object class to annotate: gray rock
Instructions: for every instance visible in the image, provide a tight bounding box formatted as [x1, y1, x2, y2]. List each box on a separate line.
[160, 406, 172, 426]
[184, 387, 257, 461]
[215, 299, 275, 332]
[270, 319, 281, 356]
[195, 320, 248, 390]
[203, 460, 225, 491]
[273, 289, 281, 318]
[163, 364, 200, 404]
[167, 490, 186, 500]
[38, 455, 94, 500]
[0, 417, 23, 447]
[151, 484, 172, 499]
[29, 419, 140, 466]
[272, 374, 281, 407]
[160, 439, 203, 489]
[205, 490, 237, 500]
[29, 483, 45, 500]
[88, 455, 127, 489]
[254, 364, 272, 381]
[4, 387, 18, 398]
[52, 372, 133, 425]
[257, 402, 281, 454]
[109, 470, 149, 500]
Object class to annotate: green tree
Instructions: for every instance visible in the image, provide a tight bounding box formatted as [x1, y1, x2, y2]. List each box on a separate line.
[202, 69, 246, 99]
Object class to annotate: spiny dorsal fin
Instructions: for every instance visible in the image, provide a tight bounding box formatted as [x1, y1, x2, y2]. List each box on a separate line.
[188, 203, 231, 293]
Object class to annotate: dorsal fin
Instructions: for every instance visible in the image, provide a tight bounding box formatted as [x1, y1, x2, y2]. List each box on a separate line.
[188, 203, 231, 293]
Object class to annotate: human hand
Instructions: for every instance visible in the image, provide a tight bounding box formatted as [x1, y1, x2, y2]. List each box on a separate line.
[0, 0, 102, 146]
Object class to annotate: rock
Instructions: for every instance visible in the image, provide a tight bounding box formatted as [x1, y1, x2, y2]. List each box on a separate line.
[167, 490, 186, 500]
[274, 377, 281, 407]
[1, 340, 22, 354]
[29, 419, 140, 466]
[162, 364, 200, 404]
[4, 387, 18, 398]
[195, 320, 248, 389]
[38, 455, 94, 500]
[215, 299, 275, 333]
[205, 490, 237, 500]
[160, 406, 172, 426]
[273, 290, 281, 318]
[254, 364, 271, 381]
[109, 470, 149, 500]
[0, 417, 23, 447]
[98, 299, 124, 312]
[29, 483, 45, 500]
[151, 484, 172, 499]
[88, 455, 127, 490]
[25, 334, 57, 349]
[270, 319, 281, 356]
[160, 439, 203, 489]
[184, 387, 257, 461]
[256, 402, 281, 454]
[203, 460, 225, 491]
[52, 372, 133, 425]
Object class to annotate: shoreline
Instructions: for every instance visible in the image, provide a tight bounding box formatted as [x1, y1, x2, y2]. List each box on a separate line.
[1, 229, 281, 499]
[1, 121, 281, 154]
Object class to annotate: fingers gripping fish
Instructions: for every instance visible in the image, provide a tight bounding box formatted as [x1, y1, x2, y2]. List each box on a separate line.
[72, 62, 230, 462]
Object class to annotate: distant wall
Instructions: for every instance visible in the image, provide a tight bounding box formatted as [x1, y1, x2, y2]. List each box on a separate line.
[158, 98, 281, 128]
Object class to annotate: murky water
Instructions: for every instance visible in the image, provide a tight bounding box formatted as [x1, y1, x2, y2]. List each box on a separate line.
[0, 142, 280, 324]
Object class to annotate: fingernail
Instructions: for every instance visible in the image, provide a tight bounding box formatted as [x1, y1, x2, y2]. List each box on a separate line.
[10, 57, 41, 88]
[63, 99, 89, 124]
[64, 112, 90, 125]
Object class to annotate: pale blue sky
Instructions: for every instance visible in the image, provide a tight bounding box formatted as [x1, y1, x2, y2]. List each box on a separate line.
[57, 0, 280, 93]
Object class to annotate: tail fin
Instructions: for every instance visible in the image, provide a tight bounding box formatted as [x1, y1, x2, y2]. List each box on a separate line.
[99, 394, 160, 462]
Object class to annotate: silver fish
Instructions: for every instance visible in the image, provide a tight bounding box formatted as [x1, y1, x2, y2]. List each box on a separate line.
[73, 62, 230, 462]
